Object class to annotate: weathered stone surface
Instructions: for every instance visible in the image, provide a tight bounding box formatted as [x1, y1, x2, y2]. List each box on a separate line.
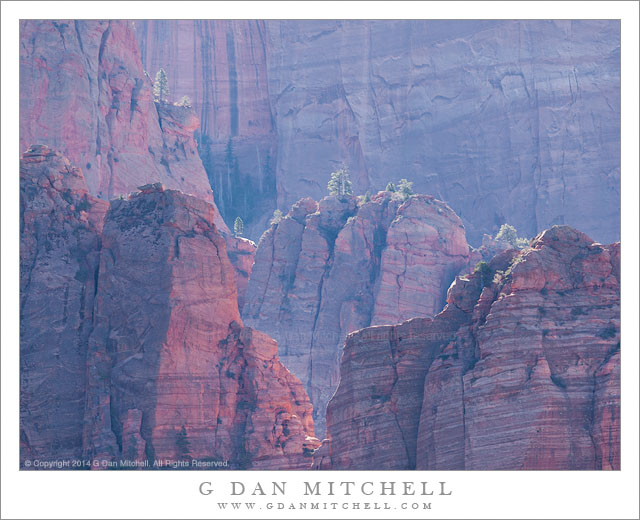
[20, 149, 317, 470]
[322, 226, 620, 470]
[133, 20, 619, 245]
[135, 20, 277, 238]
[20, 145, 108, 465]
[19, 20, 227, 232]
[263, 20, 620, 245]
[243, 192, 470, 435]
[371, 195, 469, 325]
[81, 187, 317, 469]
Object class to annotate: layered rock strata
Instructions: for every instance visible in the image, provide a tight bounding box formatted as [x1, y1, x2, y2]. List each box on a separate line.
[320, 226, 620, 470]
[20, 149, 318, 469]
[243, 192, 470, 435]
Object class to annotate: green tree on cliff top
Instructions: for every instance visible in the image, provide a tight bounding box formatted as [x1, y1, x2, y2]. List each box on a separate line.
[495, 223, 530, 249]
[328, 167, 353, 197]
[153, 68, 170, 104]
[234, 216, 244, 237]
[398, 178, 414, 200]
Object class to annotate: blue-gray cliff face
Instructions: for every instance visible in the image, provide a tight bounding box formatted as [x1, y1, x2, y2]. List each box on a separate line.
[136, 20, 620, 245]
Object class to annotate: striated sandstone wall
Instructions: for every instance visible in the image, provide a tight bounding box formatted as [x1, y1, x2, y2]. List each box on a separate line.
[321, 226, 620, 470]
[243, 192, 470, 435]
[20, 149, 318, 470]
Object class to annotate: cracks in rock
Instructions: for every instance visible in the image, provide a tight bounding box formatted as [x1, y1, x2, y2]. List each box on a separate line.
[394, 230, 410, 315]
[97, 22, 111, 64]
[387, 329, 414, 469]
[51, 21, 68, 50]
[588, 340, 620, 469]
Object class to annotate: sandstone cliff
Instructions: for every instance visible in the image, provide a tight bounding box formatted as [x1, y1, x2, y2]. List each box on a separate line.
[20, 150, 318, 469]
[20, 145, 108, 462]
[19, 20, 227, 232]
[243, 192, 470, 435]
[135, 20, 277, 239]
[320, 226, 620, 470]
[133, 20, 620, 245]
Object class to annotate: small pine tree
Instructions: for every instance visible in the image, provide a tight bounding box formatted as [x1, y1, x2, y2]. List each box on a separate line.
[153, 68, 170, 104]
[234, 216, 244, 237]
[270, 209, 283, 226]
[386, 182, 396, 192]
[493, 223, 530, 250]
[495, 224, 518, 246]
[327, 167, 353, 197]
[177, 95, 192, 108]
[398, 178, 413, 200]
[175, 425, 191, 460]
[363, 191, 371, 203]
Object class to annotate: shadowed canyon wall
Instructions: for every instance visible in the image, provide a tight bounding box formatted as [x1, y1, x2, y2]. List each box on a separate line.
[135, 20, 620, 245]
[135, 20, 277, 238]
[316, 226, 620, 470]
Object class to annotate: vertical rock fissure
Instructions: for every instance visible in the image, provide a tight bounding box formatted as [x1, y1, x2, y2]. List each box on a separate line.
[387, 330, 414, 468]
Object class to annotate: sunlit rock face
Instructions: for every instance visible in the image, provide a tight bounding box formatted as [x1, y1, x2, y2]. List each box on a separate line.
[321, 226, 620, 470]
[20, 150, 318, 470]
[243, 192, 471, 435]
[83, 185, 318, 469]
[19, 20, 226, 231]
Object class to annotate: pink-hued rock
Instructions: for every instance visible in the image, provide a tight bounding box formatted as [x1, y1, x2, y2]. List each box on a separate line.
[81, 186, 316, 469]
[371, 195, 470, 325]
[243, 192, 470, 435]
[135, 20, 277, 239]
[121, 409, 146, 465]
[322, 226, 620, 470]
[19, 20, 228, 232]
[20, 145, 108, 465]
[225, 236, 257, 311]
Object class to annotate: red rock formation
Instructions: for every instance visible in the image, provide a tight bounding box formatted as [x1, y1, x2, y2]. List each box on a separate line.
[82, 184, 317, 469]
[135, 20, 277, 238]
[243, 192, 470, 435]
[20, 145, 108, 465]
[20, 149, 317, 469]
[371, 195, 469, 325]
[19, 20, 227, 231]
[322, 226, 620, 470]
